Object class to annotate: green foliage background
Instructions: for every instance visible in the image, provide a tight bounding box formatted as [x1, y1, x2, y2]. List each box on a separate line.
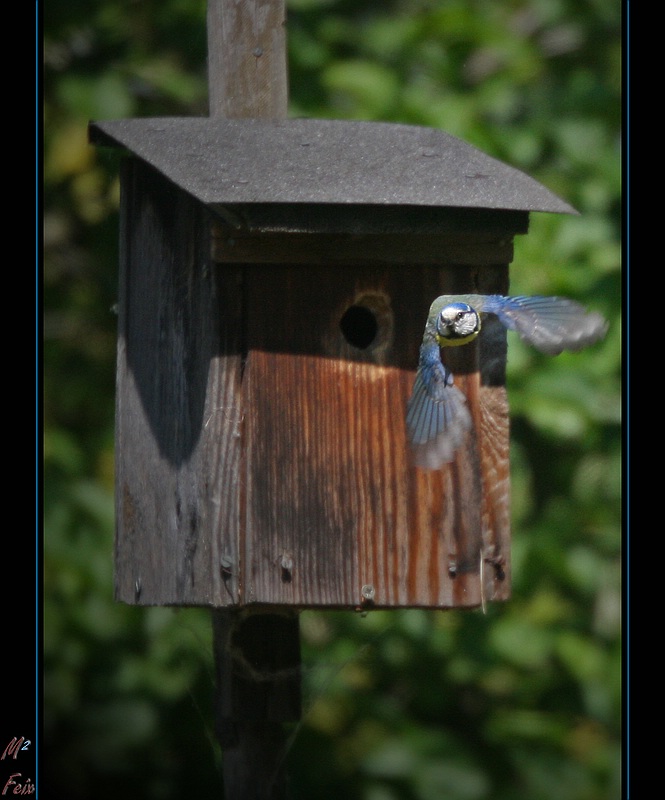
[43, 1, 622, 798]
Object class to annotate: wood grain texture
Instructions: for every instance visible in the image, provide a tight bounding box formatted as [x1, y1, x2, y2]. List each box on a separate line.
[115, 159, 243, 606]
[238, 262, 510, 609]
[207, 0, 288, 119]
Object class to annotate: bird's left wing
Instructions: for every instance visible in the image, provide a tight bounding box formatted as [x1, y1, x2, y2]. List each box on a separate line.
[473, 294, 608, 355]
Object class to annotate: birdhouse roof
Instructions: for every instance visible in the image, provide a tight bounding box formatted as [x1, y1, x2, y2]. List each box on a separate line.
[90, 117, 575, 220]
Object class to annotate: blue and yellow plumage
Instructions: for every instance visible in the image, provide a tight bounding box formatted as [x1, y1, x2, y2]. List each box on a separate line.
[406, 294, 608, 469]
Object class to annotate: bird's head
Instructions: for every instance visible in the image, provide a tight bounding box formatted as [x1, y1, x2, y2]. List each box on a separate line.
[435, 302, 481, 346]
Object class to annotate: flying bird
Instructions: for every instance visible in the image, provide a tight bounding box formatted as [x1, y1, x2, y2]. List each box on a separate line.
[406, 294, 608, 469]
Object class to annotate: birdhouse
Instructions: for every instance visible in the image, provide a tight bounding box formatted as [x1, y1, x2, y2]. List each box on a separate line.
[89, 117, 574, 613]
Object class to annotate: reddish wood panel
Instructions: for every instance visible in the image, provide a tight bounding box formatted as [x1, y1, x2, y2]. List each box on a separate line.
[239, 263, 510, 609]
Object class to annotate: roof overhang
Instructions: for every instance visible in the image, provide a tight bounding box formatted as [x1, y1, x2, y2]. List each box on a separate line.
[90, 117, 576, 233]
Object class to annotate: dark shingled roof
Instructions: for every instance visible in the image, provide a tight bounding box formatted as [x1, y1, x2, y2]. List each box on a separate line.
[89, 117, 576, 215]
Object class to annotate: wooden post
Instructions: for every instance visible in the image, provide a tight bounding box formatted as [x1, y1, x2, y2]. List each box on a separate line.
[207, 0, 288, 119]
[206, 2, 300, 797]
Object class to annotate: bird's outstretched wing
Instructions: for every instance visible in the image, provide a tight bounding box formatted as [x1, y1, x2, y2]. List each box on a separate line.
[471, 294, 608, 355]
[407, 293, 608, 469]
[405, 343, 472, 468]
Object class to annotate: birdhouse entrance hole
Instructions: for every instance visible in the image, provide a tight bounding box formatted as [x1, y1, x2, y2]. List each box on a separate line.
[337, 291, 394, 357]
[340, 304, 377, 349]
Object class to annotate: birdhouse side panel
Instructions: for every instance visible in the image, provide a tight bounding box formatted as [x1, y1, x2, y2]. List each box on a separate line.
[115, 160, 243, 606]
[476, 266, 512, 601]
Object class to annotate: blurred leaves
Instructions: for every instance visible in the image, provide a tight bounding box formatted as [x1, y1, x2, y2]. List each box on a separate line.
[43, 0, 621, 798]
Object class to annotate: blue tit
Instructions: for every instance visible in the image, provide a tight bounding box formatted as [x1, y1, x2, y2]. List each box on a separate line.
[406, 294, 608, 469]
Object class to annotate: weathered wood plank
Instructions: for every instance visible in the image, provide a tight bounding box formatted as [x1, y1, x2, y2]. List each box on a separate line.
[115, 159, 243, 606]
[211, 227, 515, 266]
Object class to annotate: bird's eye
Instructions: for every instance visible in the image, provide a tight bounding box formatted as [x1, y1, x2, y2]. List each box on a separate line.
[457, 311, 465, 320]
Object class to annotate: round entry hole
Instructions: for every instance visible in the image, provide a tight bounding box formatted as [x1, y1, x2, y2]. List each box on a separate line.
[339, 304, 379, 349]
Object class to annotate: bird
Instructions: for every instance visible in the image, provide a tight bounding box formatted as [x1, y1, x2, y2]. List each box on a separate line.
[406, 294, 608, 469]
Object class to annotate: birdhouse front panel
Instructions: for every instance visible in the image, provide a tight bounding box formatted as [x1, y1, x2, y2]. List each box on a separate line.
[211, 226, 516, 610]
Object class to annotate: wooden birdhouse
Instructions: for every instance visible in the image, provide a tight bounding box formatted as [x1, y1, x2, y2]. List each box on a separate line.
[89, 116, 574, 614]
